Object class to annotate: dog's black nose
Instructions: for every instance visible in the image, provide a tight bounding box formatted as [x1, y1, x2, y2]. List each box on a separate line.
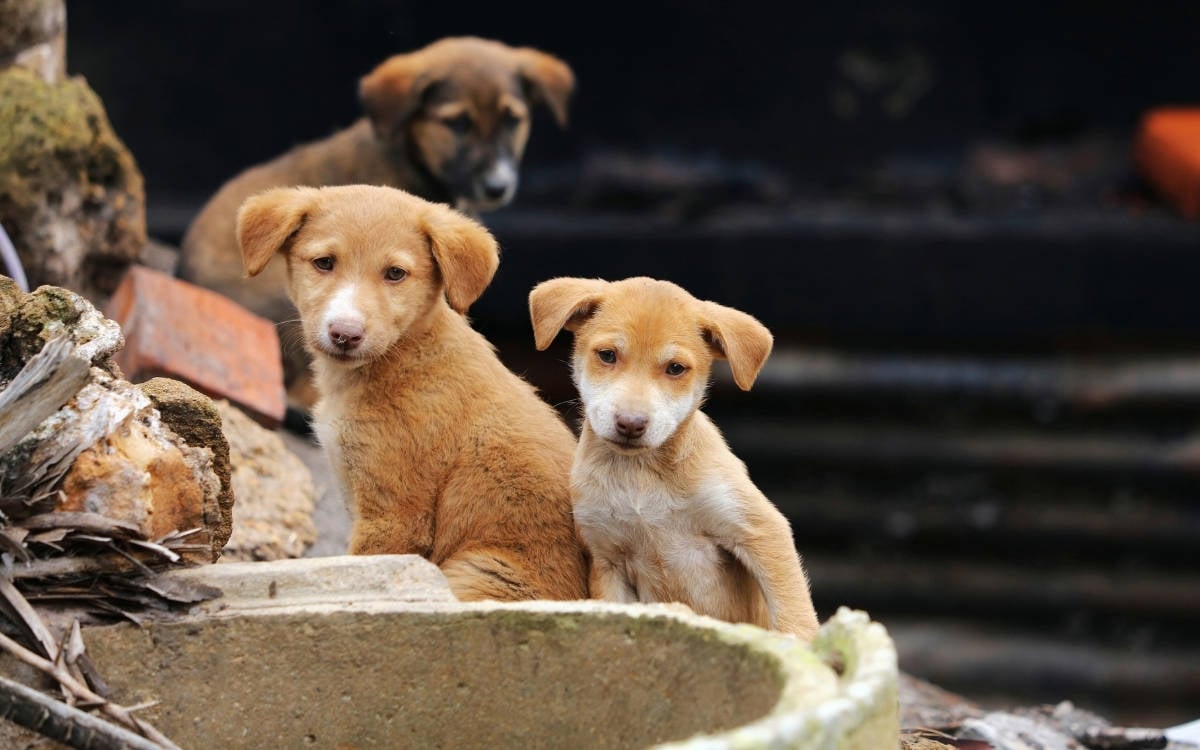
[328, 321, 364, 351]
[615, 414, 647, 439]
[481, 177, 510, 201]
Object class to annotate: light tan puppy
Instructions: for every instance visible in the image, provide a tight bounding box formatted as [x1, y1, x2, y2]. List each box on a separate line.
[237, 184, 587, 602]
[529, 277, 818, 639]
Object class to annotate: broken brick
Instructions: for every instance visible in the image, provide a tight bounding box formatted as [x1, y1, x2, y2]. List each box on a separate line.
[104, 266, 285, 428]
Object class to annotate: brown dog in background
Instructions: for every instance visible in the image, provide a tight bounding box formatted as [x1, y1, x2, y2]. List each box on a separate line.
[181, 37, 573, 403]
[530, 277, 818, 638]
[237, 184, 587, 602]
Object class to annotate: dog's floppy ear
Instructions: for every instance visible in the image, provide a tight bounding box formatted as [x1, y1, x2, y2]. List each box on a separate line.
[513, 47, 574, 128]
[236, 187, 317, 277]
[528, 277, 607, 351]
[700, 301, 774, 391]
[421, 204, 499, 313]
[359, 53, 435, 136]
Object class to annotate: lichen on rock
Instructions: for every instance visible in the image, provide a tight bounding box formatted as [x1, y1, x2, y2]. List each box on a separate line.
[0, 280, 123, 383]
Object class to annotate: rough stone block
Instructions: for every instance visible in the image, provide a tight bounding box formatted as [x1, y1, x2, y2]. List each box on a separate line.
[105, 265, 285, 428]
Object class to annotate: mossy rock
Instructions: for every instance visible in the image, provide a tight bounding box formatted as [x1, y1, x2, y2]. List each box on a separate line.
[139, 377, 235, 557]
[0, 67, 145, 303]
[0, 282, 123, 382]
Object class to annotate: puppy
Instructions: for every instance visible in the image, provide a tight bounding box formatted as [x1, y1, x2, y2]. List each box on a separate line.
[529, 277, 819, 639]
[237, 184, 587, 602]
[181, 37, 574, 402]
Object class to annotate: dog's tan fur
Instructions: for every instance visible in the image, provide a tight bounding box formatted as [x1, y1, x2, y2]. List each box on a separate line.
[530, 277, 818, 639]
[237, 185, 587, 601]
[182, 37, 573, 401]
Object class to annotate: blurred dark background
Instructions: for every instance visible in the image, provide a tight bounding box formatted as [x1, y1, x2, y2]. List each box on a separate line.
[66, 0, 1200, 725]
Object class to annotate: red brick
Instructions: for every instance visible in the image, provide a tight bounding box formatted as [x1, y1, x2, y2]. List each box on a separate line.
[105, 266, 285, 427]
[1136, 108, 1200, 220]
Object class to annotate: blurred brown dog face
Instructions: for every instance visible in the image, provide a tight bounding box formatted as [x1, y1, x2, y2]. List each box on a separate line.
[359, 37, 574, 214]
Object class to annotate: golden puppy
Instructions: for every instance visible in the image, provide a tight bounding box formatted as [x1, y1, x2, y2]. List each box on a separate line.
[182, 37, 574, 403]
[237, 184, 587, 601]
[529, 277, 818, 639]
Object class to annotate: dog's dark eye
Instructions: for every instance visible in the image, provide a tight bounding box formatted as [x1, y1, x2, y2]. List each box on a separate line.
[385, 266, 407, 282]
[596, 349, 617, 365]
[499, 109, 522, 128]
[313, 257, 334, 271]
[442, 113, 472, 133]
[665, 362, 688, 377]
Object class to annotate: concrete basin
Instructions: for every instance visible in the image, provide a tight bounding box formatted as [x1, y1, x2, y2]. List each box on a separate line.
[6, 556, 899, 749]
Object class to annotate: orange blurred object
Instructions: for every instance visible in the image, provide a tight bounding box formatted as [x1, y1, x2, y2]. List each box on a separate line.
[1136, 108, 1200, 219]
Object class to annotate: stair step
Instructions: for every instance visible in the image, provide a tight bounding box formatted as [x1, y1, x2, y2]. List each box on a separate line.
[887, 617, 1200, 727]
[725, 421, 1200, 478]
[769, 481, 1200, 555]
[808, 555, 1200, 621]
[739, 349, 1200, 410]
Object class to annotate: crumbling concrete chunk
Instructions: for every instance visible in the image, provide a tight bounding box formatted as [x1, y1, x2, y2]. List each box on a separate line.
[0, 284, 227, 563]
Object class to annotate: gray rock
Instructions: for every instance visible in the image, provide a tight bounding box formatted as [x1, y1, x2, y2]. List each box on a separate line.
[215, 400, 317, 561]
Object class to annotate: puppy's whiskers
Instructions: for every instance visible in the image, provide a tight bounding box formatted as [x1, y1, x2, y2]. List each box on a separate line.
[276, 325, 308, 357]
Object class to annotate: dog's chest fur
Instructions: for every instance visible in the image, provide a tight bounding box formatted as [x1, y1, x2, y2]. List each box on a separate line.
[572, 450, 746, 607]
